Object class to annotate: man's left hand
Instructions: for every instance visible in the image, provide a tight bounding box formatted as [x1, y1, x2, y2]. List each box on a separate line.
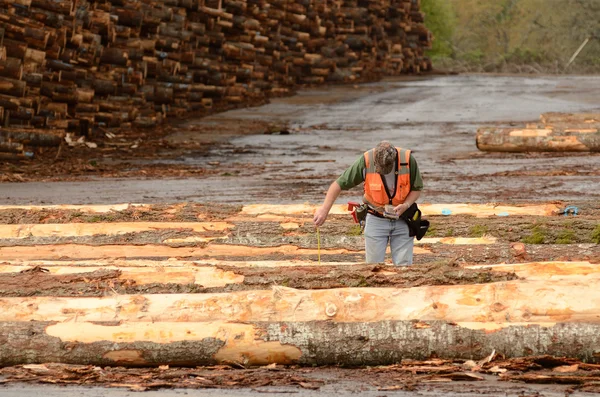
[393, 203, 409, 216]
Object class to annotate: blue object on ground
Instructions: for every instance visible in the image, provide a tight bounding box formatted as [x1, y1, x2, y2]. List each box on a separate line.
[563, 206, 579, 216]
[497, 212, 509, 217]
[441, 209, 452, 216]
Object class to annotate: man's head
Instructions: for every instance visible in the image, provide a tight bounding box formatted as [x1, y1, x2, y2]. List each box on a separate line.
[374, 141, 396, 174]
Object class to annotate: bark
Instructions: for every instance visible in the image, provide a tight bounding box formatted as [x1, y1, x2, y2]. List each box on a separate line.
[476, 127, 600, 152]
[0, 243, 378, 260]
[0, 128, 64, 146]
[0, 77, 27, 97]
[0, 221, 233, 238]
[1, 320, 600, 366]
[0, 142, 24, 153]
[465, 261, 598, 281]
[0, 57, 23, 80]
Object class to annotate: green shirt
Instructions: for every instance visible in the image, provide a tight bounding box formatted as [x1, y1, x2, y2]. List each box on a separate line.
[336, 152, 423, 191]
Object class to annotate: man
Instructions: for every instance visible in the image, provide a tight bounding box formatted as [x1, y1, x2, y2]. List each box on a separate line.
[313, 141, 423, 265]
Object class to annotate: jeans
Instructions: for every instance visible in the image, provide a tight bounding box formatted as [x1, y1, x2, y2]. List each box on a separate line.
[364, 213, 414, 266]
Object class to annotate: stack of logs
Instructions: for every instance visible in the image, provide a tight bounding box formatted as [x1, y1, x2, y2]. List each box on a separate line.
[0, 0, 432, 158]
[476, 112, 600, 152]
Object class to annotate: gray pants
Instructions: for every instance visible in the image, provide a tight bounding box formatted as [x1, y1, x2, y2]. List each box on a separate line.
[364, 213, 414, 266]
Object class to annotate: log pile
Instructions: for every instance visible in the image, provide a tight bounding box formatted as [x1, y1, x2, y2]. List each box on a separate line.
[0, 202, 598, 367]
[476, 112, 600, 152]
[0, 0, 432, 156]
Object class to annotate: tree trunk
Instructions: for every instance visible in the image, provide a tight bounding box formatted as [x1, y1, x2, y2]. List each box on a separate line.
[476, 127, 600, 152]
[0, 57, 23, 80]
[0, 221, 233, 238]
[0, 128, 64, 146]
[0, 141, 24, 153]
[0, 281, 595, 325]
[0, 243, 386, 260]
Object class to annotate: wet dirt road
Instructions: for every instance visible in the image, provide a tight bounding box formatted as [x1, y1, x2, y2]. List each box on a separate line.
[2, 74, 600, 205]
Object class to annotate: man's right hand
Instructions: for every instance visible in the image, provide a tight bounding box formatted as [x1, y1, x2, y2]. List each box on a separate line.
[313, 206, 329, 227]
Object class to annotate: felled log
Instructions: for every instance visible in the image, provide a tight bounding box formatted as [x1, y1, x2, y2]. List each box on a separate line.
[0, 141, 24, 153]
[1, 280, 600, 366]
[238, 203, 562, 218]
[0, 57, 23, 80]
[0, 127, 64, 146]
[0, 243, 390, 260]
[476, 127, 600, 152]
[540, 112, 600, 126]
[1, 280, 597, 325]
[0, 263, 244, 288]
[0, 77, 27, 97]
[0, 221, 233, 238]
[465, 261, 599, 281]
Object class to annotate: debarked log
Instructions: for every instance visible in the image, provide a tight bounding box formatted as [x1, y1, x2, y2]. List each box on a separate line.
[1, 320, 600, 366]
[0, 281, 595, 326]
[0, 243, 404, 260]
[0, 222, 234, 238]
[476, 127, 600, 152]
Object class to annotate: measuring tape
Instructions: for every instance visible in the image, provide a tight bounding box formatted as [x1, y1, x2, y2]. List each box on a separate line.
[316, 227, 321, 264]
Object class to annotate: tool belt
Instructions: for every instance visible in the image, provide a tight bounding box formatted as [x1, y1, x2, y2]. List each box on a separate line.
[366, 203, 430, 241]
[400, 203, 429, 240]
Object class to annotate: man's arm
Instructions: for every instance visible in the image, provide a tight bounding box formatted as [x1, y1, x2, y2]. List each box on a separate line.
[313, 155, 365, 227]
[313, 181, 342, 226]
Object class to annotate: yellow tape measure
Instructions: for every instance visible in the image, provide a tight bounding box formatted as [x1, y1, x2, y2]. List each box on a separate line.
[316, 227, 321, 264]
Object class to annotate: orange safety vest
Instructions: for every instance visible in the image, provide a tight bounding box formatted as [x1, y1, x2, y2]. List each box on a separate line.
[363, 147, 411, 208]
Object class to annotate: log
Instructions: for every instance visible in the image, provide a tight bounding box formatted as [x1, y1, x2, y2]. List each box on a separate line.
[0, 141, 24, 153]
[0, 263, 244, 287]
[465, 261, 599, 281]
[0, 57, 23, 80]
[476, 127, 600, 152]
[540, 112, 600, 125]
[0, 203, 147, 213]
[1, 278, 600, 366]
[0, 127, 64, 146]
[0, 77, 27, 97]
[0, 319, 599, 366]
[0, 243, 394, 260]
[0, 280, 595, 326]
[0, 152, 27, 161]
[0, 222, 233, 238]
[238, 203, 562, 218]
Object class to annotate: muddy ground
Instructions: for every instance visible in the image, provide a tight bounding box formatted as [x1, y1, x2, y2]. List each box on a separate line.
[0, 74, 600, 396]
[2, 74, 600, 204]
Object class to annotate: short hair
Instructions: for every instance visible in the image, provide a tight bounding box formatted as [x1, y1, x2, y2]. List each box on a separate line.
[374, 141, 395, 174]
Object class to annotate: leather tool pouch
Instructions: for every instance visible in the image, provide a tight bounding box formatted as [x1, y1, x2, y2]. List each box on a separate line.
[401, 203, 430, 240]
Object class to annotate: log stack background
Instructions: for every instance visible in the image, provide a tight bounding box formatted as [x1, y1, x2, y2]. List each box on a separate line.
[0, 0, 432, 156]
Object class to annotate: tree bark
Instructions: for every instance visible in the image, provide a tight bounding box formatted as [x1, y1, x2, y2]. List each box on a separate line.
[0, 319, 600, 367]
[0, 128, 64, 146]
[476, 127, 600, 152]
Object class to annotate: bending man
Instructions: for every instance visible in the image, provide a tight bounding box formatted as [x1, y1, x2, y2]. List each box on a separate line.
[313, 141, 423, 265]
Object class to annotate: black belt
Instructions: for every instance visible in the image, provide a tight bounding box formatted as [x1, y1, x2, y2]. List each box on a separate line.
[367, 209, 386, 219]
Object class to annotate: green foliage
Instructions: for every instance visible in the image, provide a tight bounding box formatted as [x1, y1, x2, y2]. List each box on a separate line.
[425, 223, 438, 236]
[444, 228, 454, 237]
[440, 0, 600, 70]
[555, 229, 574, 244]
[592, 225, 600, 244]
[522, 225, 546, 244]
[469, 225, 489, 238]
[421, 0, 457, 59]
[347, 224, 363, 236]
